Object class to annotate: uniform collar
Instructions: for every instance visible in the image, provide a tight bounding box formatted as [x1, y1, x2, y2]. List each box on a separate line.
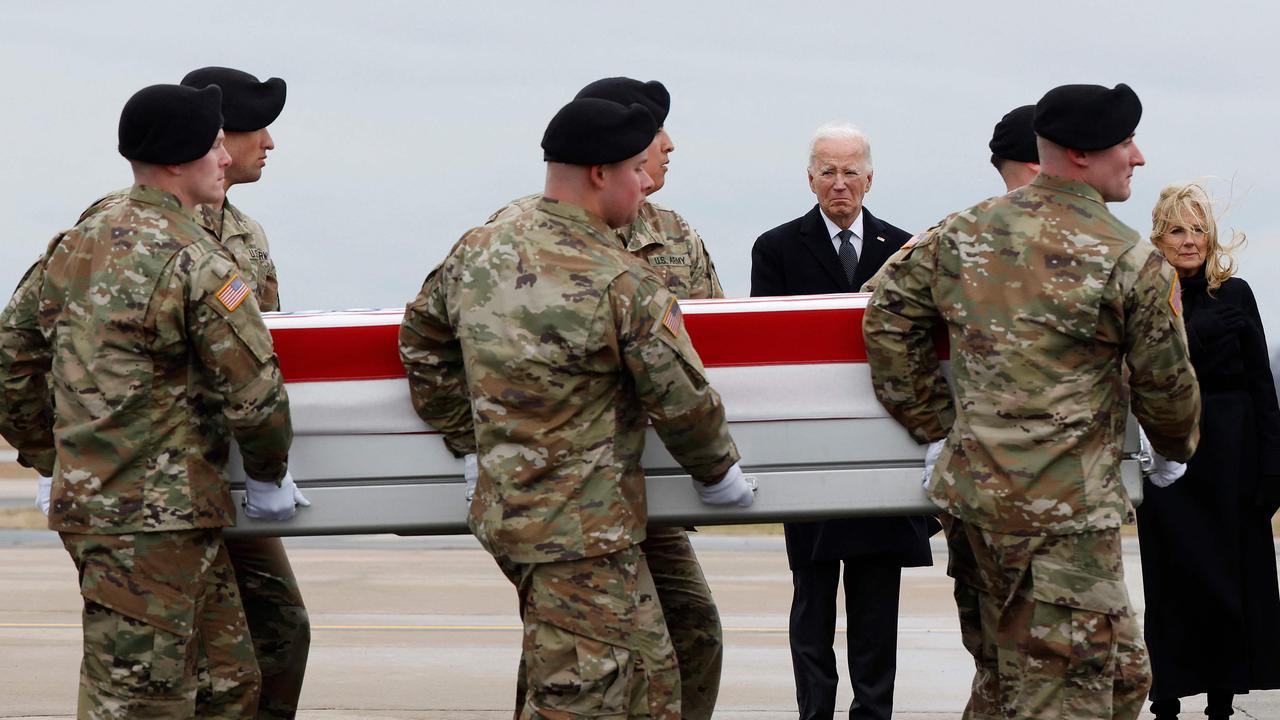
[195, 198, 249, 242]
[537, 197, 616, 241]
[1029, 173, 1106, 206]
[619, 201, 664, 252]
[128, 185, 188, 215]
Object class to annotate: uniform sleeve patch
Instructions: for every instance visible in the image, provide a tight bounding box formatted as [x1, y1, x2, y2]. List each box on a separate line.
[661, 296, 684, 336]
[216, 274, 251, 312]
[1168, 274, 1182, 317]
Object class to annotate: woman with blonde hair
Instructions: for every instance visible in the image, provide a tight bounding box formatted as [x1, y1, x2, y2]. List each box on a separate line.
[1136, 182, 1280, 720]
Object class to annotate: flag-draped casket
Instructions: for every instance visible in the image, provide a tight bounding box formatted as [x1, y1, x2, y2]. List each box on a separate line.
[227, 294, 1143, 536]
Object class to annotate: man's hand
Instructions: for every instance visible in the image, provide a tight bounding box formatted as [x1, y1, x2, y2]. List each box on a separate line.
[244, 471, 307, 521]
[463, 453, 478, 504]
[34, 475, 52, 516]
[921, 439, 945, 488]
[693, 463, 755, 508]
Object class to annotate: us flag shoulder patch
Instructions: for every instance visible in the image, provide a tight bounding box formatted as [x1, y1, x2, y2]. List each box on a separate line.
[216, 274, 251, 312]
[1168, 274, 1182, 317]
[660, 296, 683, 336]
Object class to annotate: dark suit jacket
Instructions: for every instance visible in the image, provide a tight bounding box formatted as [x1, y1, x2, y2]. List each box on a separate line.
[751, 204, 937, 569]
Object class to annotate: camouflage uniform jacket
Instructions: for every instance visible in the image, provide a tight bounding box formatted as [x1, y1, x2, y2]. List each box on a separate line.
[80, 189, 280, 311]
[863, 174, 1201, 536]
[488, 194, 723, 300]
[0, 185, 292, 534]
[401, 198, 740, 563]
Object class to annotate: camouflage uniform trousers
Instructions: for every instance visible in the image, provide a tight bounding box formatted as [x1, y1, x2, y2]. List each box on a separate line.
[640, 526, 722, 720]
[498, 543, 681, 719]
[195, 537, 309, 719]
[940, 515, 1150, 720]
[61, 528, 260, 720]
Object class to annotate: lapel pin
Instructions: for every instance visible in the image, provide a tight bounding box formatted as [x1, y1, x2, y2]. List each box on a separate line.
[877, 235, 886, 243]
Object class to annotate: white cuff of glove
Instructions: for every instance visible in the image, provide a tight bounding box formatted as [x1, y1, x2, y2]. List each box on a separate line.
[921, 439, 945, 489]
[463, 453, 479, 504]
[693, 463, 755, 508]
[1139, 427, 1186, 488]
[244, 471, 306, 521]
[35, 475, 52, 516]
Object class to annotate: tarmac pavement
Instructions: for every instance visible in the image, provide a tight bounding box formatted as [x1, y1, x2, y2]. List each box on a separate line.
[2, 491, 1280, 719]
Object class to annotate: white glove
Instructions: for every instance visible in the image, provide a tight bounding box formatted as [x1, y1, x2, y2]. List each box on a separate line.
[1139, 427, 1186, 488]
[35, 475, 52, 516]
[921, 439, 945, 489]
[693, 463, 755, 508]
[244, 471, 306, 521]
[463, 453, 479, 504]
[293, 483, 312, 509]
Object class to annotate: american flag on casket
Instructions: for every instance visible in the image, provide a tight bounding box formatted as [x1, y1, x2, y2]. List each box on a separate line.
[227, 293, 1143, 537]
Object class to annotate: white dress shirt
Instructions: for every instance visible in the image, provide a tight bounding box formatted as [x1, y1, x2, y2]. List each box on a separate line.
[821, 209, 864, 259]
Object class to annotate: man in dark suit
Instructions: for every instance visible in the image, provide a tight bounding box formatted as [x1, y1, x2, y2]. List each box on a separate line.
[751, 123, 937, 720]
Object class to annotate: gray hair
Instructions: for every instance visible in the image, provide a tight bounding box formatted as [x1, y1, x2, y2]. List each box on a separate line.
[808, 122, 873, 172]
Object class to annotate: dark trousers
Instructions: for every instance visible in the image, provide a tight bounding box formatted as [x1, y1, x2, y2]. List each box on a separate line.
[223, 536, 310, 719]
[789, 558, 902, 720]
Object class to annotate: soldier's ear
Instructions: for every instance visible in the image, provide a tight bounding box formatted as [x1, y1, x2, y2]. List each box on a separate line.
[1065, 147, 1091, 169]
[587, 164, 608, 191]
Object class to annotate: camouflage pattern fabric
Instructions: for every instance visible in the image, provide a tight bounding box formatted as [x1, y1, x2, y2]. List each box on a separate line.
[0, 184, 293, 534]
[489, 195, 726, 717]
[859, 214, 954, 295]
[941, 516, 1150, 719]
[0, 258, 55, 473]
[863, 173, 1200, 717]
[79, 190, 281, 312]
[497, 544, 681, 719]
[62, 528, 260, 719]
[487, 195, 723, 301]
[401, 196, 739, 716]
[640, 526, 722, 718]
[221, 536, 309, 719]
[79, 189, 308, 719]
[400, 196, 739, 564]
[863, 173, 1201, 536]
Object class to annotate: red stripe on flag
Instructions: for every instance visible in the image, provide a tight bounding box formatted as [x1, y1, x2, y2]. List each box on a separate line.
[268, 304, 946, 383]
[272, 324, 407, 383]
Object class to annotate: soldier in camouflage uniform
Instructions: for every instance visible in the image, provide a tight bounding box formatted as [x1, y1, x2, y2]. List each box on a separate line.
[72, 66, 309, 719]
[861, 103, 1039, 296]
[863, 83, 1201, 720]
[0, 85, 292, 719]
[486, 77, 725, 720]
[400, 97, 752, 719]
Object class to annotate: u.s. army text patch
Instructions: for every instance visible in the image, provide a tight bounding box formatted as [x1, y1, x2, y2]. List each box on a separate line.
[649, 254, 690, 267]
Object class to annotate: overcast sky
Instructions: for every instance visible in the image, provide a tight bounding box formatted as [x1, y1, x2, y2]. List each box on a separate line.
[4, 1, 1278, 353]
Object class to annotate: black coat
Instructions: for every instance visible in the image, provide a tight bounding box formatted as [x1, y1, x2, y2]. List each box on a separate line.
[1136, 272, 1280, 700]
[750, 204, 936, 569]
[751, 204, 910, 295]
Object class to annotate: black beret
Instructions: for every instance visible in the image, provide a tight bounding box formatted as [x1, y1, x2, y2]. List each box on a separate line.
[542, 98, 657, 166]
[989, 104, 1038, 163]
[575, 77, 670, 127]
[181, 66, 286, 132]
[118, 84, 224, 165]
[1034, 83, 1142, 151]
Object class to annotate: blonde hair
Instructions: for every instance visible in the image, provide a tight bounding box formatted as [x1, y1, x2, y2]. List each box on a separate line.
[1149, 182, 1246, 293]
